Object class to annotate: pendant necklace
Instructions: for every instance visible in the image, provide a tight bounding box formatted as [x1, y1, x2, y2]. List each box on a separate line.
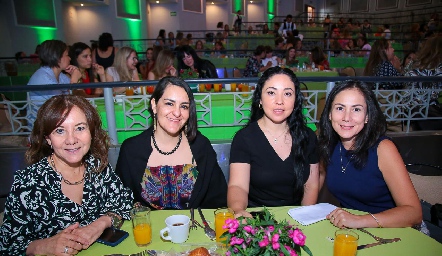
[262, 123, 288, 144]
[339, 144, 354, 173]
[50, 154, 85, 185]
[152, 132, 182, 155]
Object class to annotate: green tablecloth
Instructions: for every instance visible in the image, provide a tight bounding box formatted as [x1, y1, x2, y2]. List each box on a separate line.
[78, 206, 442, 256]
[329, 57, 368, 69]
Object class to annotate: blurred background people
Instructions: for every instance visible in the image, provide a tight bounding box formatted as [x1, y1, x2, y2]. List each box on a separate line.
[92, 32, 118, 70]
[69, 42, 105, 97]
[176, 45, 218, 78]
[105, 46, 140, 94]
[147, 49, 177, 80]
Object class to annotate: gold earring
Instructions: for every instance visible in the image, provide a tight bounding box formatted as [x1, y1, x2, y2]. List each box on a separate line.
[153, 114, 157, 131]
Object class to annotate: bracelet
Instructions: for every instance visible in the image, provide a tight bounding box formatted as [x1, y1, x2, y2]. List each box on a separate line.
[369, 213, 382, 228]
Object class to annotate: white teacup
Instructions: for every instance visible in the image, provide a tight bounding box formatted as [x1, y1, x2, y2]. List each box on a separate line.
[160, 215, 190, 243]
[224, 84, 231, 91]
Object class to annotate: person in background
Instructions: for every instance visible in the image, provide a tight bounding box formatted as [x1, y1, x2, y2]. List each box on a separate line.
[15, 51, 27, 64]
[262, 23, 270, 34]
[274, 37, 286, 58]
[243, 45, 272, 77]
[69, 42, 105, 97]
[262, 45, 281, 67]
[167, 31, 176, 49]
[343, 39, 358, 56]
[186, 33, 193, 46]
[212, 41, 227, 57]
[233, 10, 245, 34]
[272, 22, 281, 36]
[175, 32, 184, 48]
[228, 67, 320, 218]
[310, 46, 330, 70]
[383, 24, 392, 40]
[139, 47, 155, 80]
[116, 76, 227, 209]
[360, 19, 372, 38]
[401, 50, 416, 74]
[364, 38, 402, 89]
[92, 32, 118, 70]
[147, 49, 177, 80]
[29, 44, 41, 64]
[374, 26, 384, 37]
[0, 95, 133, 255]
[27, 40, 82, 127]
[105, 46, 140, 94]
[176, 45, 218, 78]
[216, 21, 224, 30]
[308, 18, 317, 27]
[405, 36, 442, 106]
[155, 29, 166, 47]
[194, 40, 205, 57]
[356, 36, 371, 57]
[318, 80, 422, 229]
[283, 47, 299, 70]
[294, 38, 307, 57]
[223, 24, 232, 39]
[279, 14, 297, 38]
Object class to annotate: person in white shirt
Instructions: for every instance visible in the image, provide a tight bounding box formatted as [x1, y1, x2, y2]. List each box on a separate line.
[278, 14, 297, 38]
[261, 46, 281, 67]
[232, 10, 245, 34]
[383, 24, 391, 40]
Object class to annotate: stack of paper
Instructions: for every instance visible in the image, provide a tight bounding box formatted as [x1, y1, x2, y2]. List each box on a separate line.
[288, 203, 337, 226]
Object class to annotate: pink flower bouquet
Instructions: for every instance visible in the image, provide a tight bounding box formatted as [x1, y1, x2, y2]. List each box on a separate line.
[221, 208, 312, 256]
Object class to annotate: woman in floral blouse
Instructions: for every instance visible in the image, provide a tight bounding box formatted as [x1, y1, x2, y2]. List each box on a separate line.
[243, 45, 272, 77]
[0, 95, 133, 255]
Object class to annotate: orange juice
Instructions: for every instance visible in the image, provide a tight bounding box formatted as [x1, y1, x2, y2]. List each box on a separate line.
[333, 233, 358, 256]
[147, 85, 155, 94]
[198, 84, 206, 92]
[241, 84, 249, 97]
[126, 87, 134, 96]
[133, 223, 152, 246]
[215, 210, 234, 242]
[230, 83, 237, 92]
[214, 84, 222, 92]
[205, 84, 212, 91]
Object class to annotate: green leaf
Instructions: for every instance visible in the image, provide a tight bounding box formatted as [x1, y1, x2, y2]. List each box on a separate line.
[303, 245, 313, 256]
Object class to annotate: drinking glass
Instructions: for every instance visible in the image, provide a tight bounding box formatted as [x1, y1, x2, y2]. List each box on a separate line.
[214, 83, 222, 92]
[230, 83, 237, 92]
[214, 208, 234, 242]
[126, 87, 134, 96]
[333, 229, 358, 256]
[131, 206, 152, 247]
[198, 84, 206, 93]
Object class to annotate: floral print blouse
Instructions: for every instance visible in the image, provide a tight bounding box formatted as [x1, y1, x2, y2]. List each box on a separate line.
[374, 61, 403, 90]
[243, 56, 263, 77]
[0, 155, 133, 255]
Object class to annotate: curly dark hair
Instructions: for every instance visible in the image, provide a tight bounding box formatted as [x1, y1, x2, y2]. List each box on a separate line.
[249, 66, 310, 203]
[148, 76, 197, 142]
[318, 80, 387, 169]
[26, 95, 110, 172]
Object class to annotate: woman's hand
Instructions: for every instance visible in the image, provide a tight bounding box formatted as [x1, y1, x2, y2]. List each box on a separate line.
[92, 63, 105, 76]
[65, 65, 82, 83]
[327, 208, 365, 229]
[26, 223, 86, 256]
[234, 209, 253, 219]
[391, 55, 401, 71]
[72, 216, 109, 250]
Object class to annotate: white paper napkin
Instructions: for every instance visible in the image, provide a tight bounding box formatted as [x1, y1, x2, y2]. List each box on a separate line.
[288, 203, 337, 226]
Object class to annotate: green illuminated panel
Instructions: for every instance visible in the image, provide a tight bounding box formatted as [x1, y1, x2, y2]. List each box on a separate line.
[116, 0, 141, 20]
[232, 0, 243, 13]
[125, 19, 142, 39]
[13, 0, 56, 28]
[267, 0, 275, 14]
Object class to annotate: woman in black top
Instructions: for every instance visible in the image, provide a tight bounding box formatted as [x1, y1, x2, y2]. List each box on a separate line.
[227, 67, 319, 218]
[176, 45, 218, 78]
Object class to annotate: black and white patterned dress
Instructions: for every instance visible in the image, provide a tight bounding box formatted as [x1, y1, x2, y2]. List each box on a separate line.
[0, 155, 133, 255]
[374, 61, 403, 90]
[405, 63, 442, 105]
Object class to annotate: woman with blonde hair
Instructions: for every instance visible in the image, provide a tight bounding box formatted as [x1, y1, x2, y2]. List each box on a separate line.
[147, 49, 177, 80]
[105, 46, 140, 94]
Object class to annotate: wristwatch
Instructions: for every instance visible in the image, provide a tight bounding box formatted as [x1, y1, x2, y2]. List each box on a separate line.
[105, 212, 123, 229]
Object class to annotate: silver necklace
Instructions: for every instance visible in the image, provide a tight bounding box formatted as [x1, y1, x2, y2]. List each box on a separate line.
[339, 144, 354, 173]
[263, 126, 288, 144]
[50, 154, 85, 185]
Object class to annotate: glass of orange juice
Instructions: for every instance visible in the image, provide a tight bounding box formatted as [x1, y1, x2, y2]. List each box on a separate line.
[131, 206, 152, 247]
[230, 83, 237, 92]
[241, 83, 250, 97]
[333, 229, 358, 256]
[198, 84, 206, 93]
[214, 83, 222, 92]
[126, 86, 134, 96]
[214, 208, 234, 242]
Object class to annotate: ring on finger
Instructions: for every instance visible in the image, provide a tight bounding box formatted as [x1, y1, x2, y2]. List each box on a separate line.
[64, 246, 69, 254]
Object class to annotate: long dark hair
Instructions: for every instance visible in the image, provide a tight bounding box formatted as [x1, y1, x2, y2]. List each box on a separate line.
[148, 76, 197, 141]
[175, 45, 205, 73]
[363, 38, 390, 76]
[69, 42, 94, 82]
[318, 80, 387, 169]
[250, 66, 310, 204]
